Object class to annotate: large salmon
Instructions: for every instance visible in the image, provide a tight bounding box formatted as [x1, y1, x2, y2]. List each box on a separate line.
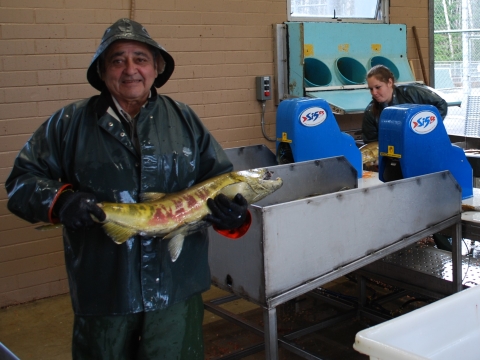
[40, 169, 283, 261]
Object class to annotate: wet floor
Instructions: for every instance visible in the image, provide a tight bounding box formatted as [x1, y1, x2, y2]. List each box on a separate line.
[0, 274, 431, 360]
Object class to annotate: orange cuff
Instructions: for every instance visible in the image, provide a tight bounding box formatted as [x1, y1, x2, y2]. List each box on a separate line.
[48, 184, 73, 224]
[213, 210, 252, 239]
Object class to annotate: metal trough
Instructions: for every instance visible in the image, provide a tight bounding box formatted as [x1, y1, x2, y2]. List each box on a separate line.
[207, 145, 462, 359]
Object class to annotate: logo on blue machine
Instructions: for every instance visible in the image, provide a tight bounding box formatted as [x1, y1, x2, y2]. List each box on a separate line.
[299, 107, 327, 127]
[409, 111, 438, 134]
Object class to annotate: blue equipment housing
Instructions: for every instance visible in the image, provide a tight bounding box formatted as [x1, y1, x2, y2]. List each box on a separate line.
[378, 104, 472, 199]
[276, 98, 362, 178]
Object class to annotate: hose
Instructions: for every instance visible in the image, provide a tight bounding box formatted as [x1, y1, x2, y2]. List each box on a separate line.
[260, 101, 276, 142]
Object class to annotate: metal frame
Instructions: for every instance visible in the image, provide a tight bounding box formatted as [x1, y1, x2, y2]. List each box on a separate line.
[287, 0, 390, 23]
[429, 0, 435, 88]
[206, 214, 462, 360]
[0, 343, 20, 360]
[206, 146, 463, 360]
[274, 24, 288, 105]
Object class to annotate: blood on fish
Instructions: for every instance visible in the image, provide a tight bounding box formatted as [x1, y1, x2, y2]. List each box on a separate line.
[152, 208, 167, 221]
[172, 198, 183, 209]
[150, 205, 174, 225]
[175, 207, 186, 216]
[182, 194, 197, 208]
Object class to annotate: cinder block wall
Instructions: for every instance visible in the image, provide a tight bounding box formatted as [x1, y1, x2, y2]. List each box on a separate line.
[0, 0, 429, 308]
[390, 0, 430, 85]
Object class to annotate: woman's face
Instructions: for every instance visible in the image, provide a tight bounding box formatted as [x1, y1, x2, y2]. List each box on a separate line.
[367, 76, 394, 103]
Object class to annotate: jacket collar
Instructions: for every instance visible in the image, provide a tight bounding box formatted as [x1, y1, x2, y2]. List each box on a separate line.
[388, 86, 399, 107]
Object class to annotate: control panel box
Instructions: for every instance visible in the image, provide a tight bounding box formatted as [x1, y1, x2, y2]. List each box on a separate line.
[256, 76, 272, 101]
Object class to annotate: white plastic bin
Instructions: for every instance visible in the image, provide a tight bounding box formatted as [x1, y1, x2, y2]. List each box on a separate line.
[354, 285, 480, 360]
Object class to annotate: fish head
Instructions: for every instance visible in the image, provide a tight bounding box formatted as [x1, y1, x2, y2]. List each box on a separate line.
[359, 141, 379, 165]
[222, 168, 283, 204]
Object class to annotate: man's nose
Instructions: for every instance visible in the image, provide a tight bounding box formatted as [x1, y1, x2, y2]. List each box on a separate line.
[124, 59, 136, 74]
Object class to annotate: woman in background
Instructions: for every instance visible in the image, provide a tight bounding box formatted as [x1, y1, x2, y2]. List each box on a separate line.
[362, 65, 448, 144]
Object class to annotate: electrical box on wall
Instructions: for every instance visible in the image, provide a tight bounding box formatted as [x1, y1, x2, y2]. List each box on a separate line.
[256, 76, 272, 101]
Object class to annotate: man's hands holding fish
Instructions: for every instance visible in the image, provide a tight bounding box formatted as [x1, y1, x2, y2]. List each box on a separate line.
[204, 193, 248, 230]
[41, 169, 283, 260]
[54, 189, 249, 233]
[54, 190, 106, 231]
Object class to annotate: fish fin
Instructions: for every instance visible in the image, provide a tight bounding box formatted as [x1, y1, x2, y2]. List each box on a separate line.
[163, 221, 209, 241]
[168, 234, 185, 262]
[139, 192, 167, 202]
[36, 223, 64, 231]
[184, 220, 210, 235]
[102, 223, 137, 244]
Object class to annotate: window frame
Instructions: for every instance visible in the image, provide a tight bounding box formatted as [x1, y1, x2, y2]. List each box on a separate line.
[287, 0, 390, 24]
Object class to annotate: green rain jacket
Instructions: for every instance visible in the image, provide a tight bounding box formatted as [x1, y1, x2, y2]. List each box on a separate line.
[362, 83, 448, 143]
[6, 88, 233, 316]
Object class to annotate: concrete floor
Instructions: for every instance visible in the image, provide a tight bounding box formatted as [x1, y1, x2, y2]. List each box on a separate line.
[0, 274, 432, 360]
[0, 286, 259, 360]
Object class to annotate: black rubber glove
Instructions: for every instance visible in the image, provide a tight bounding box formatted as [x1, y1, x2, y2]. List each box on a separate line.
[205, 193, 248, 230]
[54, 191, 106, 231]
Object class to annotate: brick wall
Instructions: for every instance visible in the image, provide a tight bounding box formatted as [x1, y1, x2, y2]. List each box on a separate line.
[390, 0, 430, 84]
[0, 0, 430, 308]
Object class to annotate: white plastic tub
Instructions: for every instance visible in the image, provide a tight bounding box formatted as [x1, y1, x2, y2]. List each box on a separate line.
[354, 285, 480, 360]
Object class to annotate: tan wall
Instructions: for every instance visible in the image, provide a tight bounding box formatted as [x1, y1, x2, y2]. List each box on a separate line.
[0, 0, 430, 308]
[391, 0, 430, 84]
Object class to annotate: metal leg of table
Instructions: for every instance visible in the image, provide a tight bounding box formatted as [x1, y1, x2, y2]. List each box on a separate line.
[263, 307, 279, 360]
[356, 274, 366, 310]
[452, 222, 463, 292]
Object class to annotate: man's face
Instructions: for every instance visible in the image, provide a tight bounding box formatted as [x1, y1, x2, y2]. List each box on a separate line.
[101, 40, 157, 107]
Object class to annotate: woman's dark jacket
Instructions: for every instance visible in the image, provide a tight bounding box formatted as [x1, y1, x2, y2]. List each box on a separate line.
[5, 89, 233, 316]
[362, 83, 448, 143]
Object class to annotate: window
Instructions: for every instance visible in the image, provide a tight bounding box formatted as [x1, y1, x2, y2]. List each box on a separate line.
[288, 0, 388, 23]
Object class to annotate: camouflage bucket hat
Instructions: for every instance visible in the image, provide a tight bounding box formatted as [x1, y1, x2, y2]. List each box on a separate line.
[87, 18, 175, 91]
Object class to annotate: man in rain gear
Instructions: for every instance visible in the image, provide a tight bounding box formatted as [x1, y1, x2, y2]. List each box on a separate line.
[5, 19, 250, 359]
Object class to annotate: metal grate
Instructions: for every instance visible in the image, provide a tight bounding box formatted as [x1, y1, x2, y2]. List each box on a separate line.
[381, 245, 480, 287]
[434, 0, 480, 136]
[465, 96, 480, 137]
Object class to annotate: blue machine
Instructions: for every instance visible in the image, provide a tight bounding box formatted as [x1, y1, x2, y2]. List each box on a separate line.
[276, 97, 362, 178]
[378, 104, 473, 199]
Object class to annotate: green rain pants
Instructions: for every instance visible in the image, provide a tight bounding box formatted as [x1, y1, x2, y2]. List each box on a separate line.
[72, 294, 204, 360]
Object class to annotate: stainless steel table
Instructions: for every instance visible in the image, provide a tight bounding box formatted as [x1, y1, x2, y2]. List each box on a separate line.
[206, 146, 463, 360]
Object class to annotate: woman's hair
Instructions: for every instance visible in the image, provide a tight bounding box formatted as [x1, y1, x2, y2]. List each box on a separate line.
[367, 65, 395, 118]
[367, 64, 395, 83]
